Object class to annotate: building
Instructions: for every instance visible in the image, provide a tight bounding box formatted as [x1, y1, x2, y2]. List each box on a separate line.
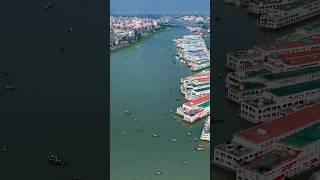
[176, 95, 210, 123]
[214, 104, 320, 174]
[259, 0, 320, 29]
[226, 49, 262, 71]
[237, 121, 320, 179]
[248, 0, 299, 15]
[240, 79, 320, 123]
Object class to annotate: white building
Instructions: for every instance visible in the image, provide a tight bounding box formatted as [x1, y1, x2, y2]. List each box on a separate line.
[248, 0, 300, 15]
[240, 79, 320, 123]
[214, 104, 320, 174]
[259, 0, 320, 29]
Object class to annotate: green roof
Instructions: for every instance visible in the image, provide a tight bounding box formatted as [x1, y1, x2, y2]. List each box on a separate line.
[193, 82, 210, 87]
[245, 68, 272, 78]
[194, 86, 210, 92]
[243, 150, 297, 174]
[303, 22, 320, 31]
[277, 33, 305, 42]
[280, 122, 320, 148]
[198, 100, 210, 108]
[262, 66, 320, 81]
[268, 79, 320, 97]
[278, 0, 318, 11]
[243, 82, 266, 90]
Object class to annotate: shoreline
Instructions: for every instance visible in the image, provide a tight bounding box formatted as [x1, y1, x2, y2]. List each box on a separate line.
[110, 27, 173, 53]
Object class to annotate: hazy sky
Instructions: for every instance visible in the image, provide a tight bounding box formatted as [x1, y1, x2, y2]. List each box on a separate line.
[111, 0, 210, 14]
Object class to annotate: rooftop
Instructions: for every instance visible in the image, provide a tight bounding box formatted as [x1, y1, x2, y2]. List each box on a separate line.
[303, 22, 320, 31]
[241, 150, 299, 174]
[236, 104, 320, 144]
[277, 33, 305, 42]
[216, 141, 253, 157]
[245, 68, 272, 78]
[256, 37, 320, 51]
[280, 122, 320, 148]
[277, 49, 320, 59]
[194, 86, 210, 92]
[229, 49, 260, 59]
[235, 82, 266, 91]
[198, 100, 210, 108]
[282, 53, 320, 66]
[184, 95, 210, 108]
[278, 0, 318, 11]
[268, 79, 320, 97]
[262, 66, 320, 81]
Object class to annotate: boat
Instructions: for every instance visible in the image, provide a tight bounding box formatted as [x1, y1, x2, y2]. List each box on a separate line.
[154, 170, 162, 175]
[215, 17, 221, 21]
[1, 72, 9, 76]
[195, 145, 205, 151]
[2, 146, 9, 153]
[4, 86, 15, 90]
[124, 110, 131, 115]
[171, 138, 177, 142]
[182, 161, 189, 165]
[48, 154, 66, 166]
[60, 48, 72, 53]
[68, 27, 74, 33]
[152, 134, 159, 137]
[45, 2, 54, 10]
[187, 132, 191, 136]
[200, 116, 210, 141]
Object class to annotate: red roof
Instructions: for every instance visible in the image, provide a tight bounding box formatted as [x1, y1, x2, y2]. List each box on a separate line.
[196, 77, 210, 82]
[279, 49, 320, 59]
[184, 95, 210, 108]
[236, 104, 320, 144]
[284, 53, 320, 65]
[195, 72, 210, 77]
[256, 37, 320, 51]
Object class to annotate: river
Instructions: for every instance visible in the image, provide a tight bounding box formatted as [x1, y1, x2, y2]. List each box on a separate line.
[110, 27, 209, 180]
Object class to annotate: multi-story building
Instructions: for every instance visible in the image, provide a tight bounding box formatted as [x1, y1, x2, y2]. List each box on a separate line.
[176, 95, 210, 123]
[248, 0, 299, 15]
[237, 121, 320, 179]
[214, 104, 320, 174]
[226, 65, 320, 104]
[259, 0, 320, 29]
[226, 49, 262, 71]
[240, 79, 320, 123]
[277, 22, 320, 43]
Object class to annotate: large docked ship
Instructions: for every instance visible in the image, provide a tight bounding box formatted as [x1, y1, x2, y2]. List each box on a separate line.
[200, 116, 210, 141]
[174, 35, 210, 72]
[214, 104, 320, 179]
[216, 23, 320, 179]
[259, 0, 320, 29]
[175, 32, 210, 124]
[176, 95, 210, 123]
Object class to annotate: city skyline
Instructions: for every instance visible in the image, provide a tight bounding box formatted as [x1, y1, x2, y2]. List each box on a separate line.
[111, 0, 210, 14]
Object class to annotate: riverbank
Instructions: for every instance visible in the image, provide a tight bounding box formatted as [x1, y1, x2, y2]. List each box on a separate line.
[110, 27, 171, 53]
